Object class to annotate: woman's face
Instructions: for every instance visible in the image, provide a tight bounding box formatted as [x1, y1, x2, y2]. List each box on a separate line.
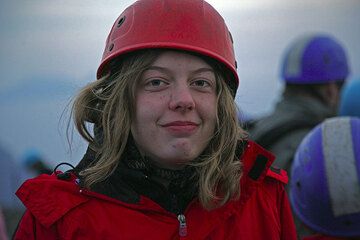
[131, 50, 217, 169]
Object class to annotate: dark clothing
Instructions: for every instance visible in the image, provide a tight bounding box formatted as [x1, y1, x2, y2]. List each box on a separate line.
[249, 93, 334, 173]
[78, 137, 199, 215]
[303, 234, 350, 240]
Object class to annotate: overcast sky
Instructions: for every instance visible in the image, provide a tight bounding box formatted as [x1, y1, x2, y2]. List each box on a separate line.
[0, 0, 359, 166]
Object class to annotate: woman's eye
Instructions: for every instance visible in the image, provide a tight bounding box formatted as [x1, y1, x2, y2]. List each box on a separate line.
[144, 78, 168, 90]
[149, 79, 163, 86]
[192, 80, 210, 87]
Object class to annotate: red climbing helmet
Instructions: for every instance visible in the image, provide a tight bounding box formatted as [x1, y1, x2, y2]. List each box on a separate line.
[97, 0, 238, 92]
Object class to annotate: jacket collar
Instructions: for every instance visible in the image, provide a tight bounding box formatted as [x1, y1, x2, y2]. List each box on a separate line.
[16, 173, 88, 228]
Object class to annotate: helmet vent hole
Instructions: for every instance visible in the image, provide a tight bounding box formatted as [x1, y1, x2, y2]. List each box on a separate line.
[228, 31, 234, 43]
[109, 43, 114, 51]
[117, 16, 126, 28]
[296, 181, 301, 189]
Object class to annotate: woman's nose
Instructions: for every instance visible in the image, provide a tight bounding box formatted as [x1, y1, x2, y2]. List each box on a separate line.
[168, 85, 195, 112]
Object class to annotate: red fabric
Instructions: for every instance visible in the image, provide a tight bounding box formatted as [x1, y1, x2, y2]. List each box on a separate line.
[14, 141, 297, 240]
[266, 168, 289, 184]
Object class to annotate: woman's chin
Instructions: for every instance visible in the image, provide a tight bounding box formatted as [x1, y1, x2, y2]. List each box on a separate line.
[150, 152, 196, 170]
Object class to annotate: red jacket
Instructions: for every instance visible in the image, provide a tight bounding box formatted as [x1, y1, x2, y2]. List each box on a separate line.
[14, 141, 296, 240]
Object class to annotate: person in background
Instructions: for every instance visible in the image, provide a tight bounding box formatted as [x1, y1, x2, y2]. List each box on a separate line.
[22, 149, 52, 176]
[338, 78, 360, 117]
[0, 206, 9, 240]
[13, 0, 296, 239]
[248, 33, 350, 174]
[0, 144, 27, 238]
[290, 116, 360, 240]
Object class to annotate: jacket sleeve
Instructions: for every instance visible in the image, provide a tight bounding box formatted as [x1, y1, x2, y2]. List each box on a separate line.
[265, 167, 297, 240]
[13, 210, 58, 240]
[278, 183, 298, 240]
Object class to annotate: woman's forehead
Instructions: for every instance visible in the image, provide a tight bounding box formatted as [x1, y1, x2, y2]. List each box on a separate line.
[150, 50, 214, 70]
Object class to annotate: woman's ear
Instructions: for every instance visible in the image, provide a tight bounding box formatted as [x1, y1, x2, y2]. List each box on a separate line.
[328, 82, 341, 108]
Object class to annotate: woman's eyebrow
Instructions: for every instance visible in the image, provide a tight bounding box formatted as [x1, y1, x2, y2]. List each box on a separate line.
[145, 66, 214, 75]
[144, 66, 171, 75]
[191, 68, 214, 75]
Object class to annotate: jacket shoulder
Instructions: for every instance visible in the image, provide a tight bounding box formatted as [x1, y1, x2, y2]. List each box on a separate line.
[16, 173, 89, 227]
[240, 140, 275, 181]
[240, 141, 288, 185]
[265, 166, 288, 184]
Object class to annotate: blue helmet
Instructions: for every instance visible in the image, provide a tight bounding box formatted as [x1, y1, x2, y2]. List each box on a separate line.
[290, 117, 360, 237]
[339, 79, 360, 117]
[281, 34, 350, 84]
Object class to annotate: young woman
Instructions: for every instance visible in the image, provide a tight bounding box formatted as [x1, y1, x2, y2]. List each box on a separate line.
[14, 0, 297, 239]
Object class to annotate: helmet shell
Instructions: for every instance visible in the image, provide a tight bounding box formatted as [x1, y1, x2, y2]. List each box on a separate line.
[339, 79, 360, 117]
[290, 117, 360, 237]
[97, 0, 238, 92]
[281, 34, 350, 84]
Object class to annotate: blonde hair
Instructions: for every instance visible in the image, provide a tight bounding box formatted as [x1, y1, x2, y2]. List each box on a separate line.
[72, 49, 246, 210]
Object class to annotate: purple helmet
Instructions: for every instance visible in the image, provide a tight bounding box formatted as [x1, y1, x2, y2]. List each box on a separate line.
[281, 34, 350, 84]
[290, 117, 360, 237]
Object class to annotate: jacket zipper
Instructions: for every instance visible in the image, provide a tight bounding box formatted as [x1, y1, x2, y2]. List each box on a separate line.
[170, 192, 188, 237]
[177, 214, 187, 237]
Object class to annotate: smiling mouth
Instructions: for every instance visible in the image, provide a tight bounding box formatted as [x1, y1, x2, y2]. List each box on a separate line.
[162, 121, 199, 127]
[161, 121, 199, 133]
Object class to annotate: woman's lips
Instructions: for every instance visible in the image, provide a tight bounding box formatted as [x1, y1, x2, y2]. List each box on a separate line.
[161, 121, 199, 134]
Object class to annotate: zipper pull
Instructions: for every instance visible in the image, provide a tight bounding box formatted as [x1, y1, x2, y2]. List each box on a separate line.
[177, 214, 187, 237]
